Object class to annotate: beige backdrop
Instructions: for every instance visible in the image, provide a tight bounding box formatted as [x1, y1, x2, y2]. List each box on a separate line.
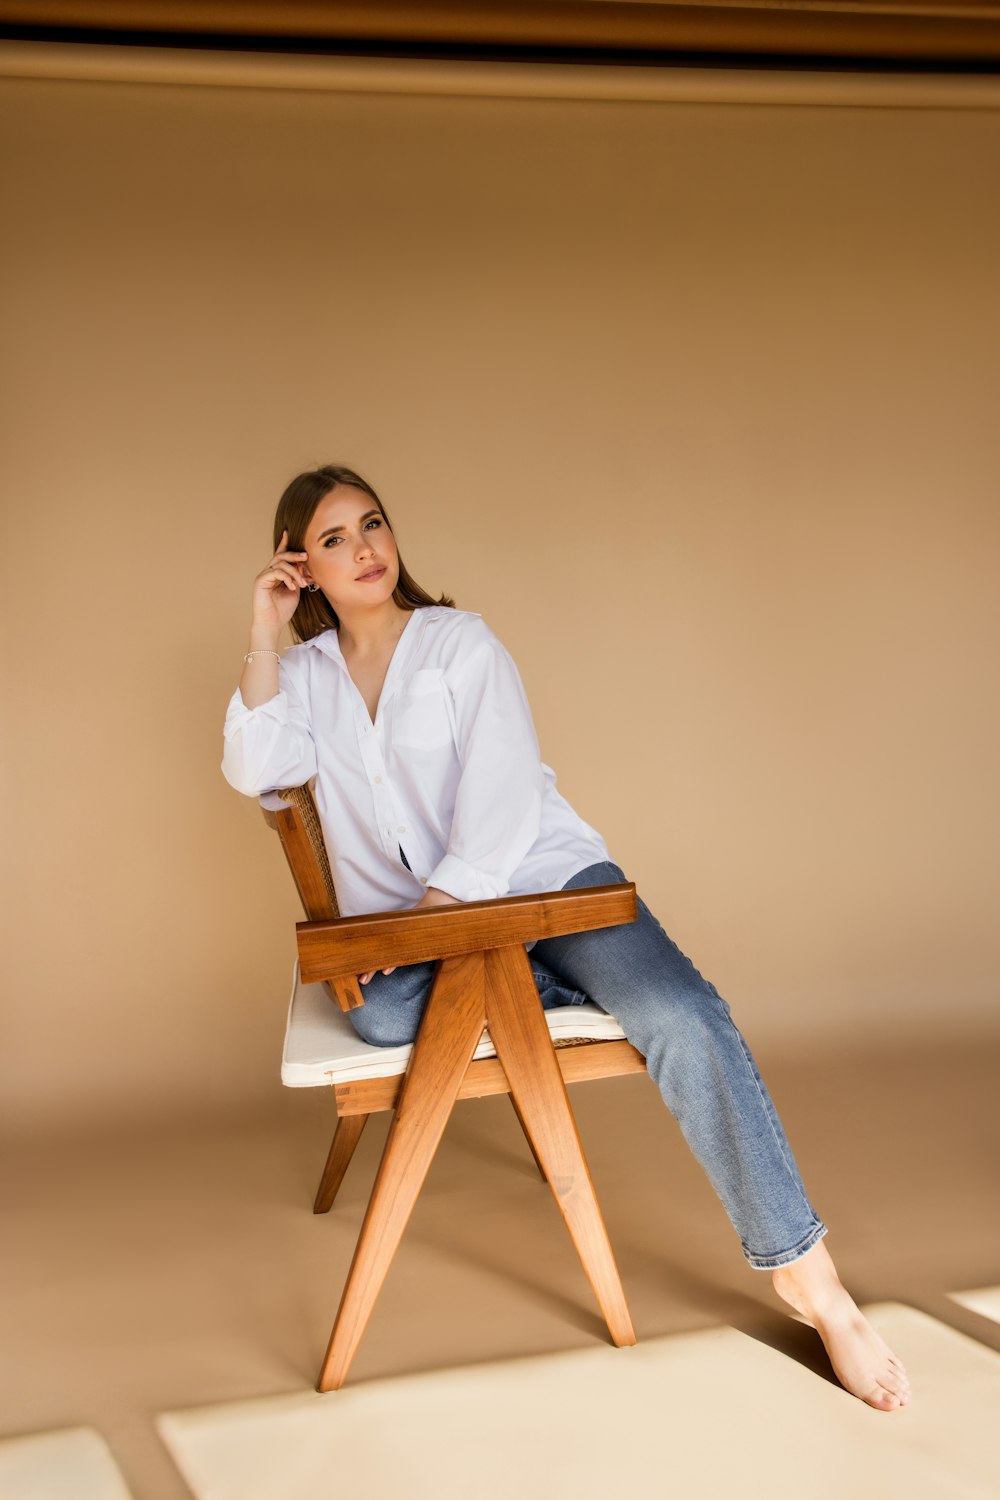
[2, 46, 998, 1142]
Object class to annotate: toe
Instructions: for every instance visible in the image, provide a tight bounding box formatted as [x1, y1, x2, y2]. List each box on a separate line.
[866, 1383, 900, 1411]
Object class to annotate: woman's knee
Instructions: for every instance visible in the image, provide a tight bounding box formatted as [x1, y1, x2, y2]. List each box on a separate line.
[345, 962, 434, 1048]
[561, 859, 630, 892]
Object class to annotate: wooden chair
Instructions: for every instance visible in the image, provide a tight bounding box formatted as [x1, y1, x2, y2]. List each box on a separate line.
[261, 784, 647, 1391]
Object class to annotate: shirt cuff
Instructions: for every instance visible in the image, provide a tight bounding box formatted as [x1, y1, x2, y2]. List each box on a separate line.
[222, 687, 289, 739]
[425, 854, 507, 904]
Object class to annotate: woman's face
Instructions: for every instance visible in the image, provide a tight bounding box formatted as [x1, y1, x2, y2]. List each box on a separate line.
[301, 484, 400, 613]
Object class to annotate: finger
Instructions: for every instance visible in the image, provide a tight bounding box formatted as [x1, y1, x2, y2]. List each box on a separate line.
[266, 571, 298, 594]
[274, 559, 307, 581]
[276, 529, 306, 554]
[274, 530, 307, 557]
[380, 967, 397, 976]
[264, 561, 306, 591]
[269, 551, 309, 574]
[268, 558, 309, 587]
[359, 972, 372, 984]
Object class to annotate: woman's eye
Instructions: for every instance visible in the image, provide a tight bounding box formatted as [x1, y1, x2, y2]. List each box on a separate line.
[322, 519, 379, 547]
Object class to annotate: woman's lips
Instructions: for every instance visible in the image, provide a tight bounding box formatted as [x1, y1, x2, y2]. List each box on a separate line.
[356, 565, 386, 582]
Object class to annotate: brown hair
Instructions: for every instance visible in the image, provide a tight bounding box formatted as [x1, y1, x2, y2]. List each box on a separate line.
[273, 463, 454, 644]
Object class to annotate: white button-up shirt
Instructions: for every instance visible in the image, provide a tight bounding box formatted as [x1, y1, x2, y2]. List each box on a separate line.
[222, 606, 609, 917]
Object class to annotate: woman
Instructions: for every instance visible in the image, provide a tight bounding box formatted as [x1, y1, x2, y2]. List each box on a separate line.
[222, 462, 911, 1411]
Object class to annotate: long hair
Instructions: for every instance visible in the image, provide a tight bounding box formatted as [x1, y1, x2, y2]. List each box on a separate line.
[273, 463, 454, 644]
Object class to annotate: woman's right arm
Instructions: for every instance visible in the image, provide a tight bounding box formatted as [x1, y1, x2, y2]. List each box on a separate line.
[221, 528, 319, 796]
[239, 527, 308, 707]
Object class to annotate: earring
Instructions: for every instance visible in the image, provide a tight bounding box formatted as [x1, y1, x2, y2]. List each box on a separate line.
[307, 582, 319, 592]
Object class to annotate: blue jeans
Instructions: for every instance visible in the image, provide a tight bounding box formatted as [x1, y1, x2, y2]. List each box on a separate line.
[348, 860, 828, 1270]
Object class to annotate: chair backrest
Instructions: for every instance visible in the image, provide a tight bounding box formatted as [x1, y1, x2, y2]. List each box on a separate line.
[259, 784, 340, 922]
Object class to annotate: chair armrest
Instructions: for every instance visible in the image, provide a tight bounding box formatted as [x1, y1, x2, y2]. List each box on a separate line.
[296, 883, 637, 992]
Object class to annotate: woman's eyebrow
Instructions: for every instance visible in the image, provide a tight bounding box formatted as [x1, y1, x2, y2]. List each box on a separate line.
[316, 509, 380, 541]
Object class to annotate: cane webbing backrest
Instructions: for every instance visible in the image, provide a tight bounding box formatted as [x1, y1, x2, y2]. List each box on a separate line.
[259, 783, 340, 922]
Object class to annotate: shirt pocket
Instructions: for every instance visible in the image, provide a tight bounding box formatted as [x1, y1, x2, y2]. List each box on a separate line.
[393, 668, 455, 750]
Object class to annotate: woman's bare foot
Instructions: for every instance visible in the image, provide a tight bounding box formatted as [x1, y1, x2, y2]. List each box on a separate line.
[771, 1240, 911, 1411]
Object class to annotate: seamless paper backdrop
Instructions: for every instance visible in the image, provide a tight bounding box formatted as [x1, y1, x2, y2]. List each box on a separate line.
[2, 55, 998, 1140]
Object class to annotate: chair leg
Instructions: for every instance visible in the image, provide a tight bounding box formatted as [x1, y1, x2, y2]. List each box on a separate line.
[317, 952, 488, 1392]
[484, 944, 636, 1349]
[508, 1092, 547, 1180]
[314, 1111, 369, 1214]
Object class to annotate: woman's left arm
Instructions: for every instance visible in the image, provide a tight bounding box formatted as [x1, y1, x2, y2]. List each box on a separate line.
[359, 629, 545, 983]
[424, 633, 546, 904]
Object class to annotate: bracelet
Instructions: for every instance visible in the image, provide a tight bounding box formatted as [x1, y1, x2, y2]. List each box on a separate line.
[244, 649, 281, 664]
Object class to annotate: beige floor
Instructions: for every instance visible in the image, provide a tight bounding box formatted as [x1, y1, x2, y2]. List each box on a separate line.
[0, 1426, 134, 1500]
[158, 1306, 1000, 1500]
[4, 1034, 999, 1499]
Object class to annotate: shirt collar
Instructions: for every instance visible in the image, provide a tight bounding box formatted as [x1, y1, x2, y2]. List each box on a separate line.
[303, 627, 345, 665]
[302, 608, 431, 674]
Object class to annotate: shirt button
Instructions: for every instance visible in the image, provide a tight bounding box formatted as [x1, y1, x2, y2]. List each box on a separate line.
[374, 775, 382, 784]
[397, 824, 406, 832]
[420, 877, 428, 885]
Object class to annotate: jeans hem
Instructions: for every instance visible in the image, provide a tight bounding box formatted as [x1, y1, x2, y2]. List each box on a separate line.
[742, 1220, 829, 1271]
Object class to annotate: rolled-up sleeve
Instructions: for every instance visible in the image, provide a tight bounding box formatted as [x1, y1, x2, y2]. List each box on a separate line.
[221, 665, 317, 797]
[426, 636, 544, 902]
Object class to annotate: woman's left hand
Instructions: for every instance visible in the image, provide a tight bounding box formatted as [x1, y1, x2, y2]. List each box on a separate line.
[358, 886, 461, 983]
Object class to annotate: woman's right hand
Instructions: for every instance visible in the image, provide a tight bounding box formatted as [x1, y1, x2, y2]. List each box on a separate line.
[251, 528, 311, 631]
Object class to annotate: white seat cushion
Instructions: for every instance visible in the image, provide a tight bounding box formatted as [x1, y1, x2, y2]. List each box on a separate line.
[281, 960, 627, 1088]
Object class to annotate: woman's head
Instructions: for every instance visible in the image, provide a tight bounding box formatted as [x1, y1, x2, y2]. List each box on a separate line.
[274, 463, 453, 642]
